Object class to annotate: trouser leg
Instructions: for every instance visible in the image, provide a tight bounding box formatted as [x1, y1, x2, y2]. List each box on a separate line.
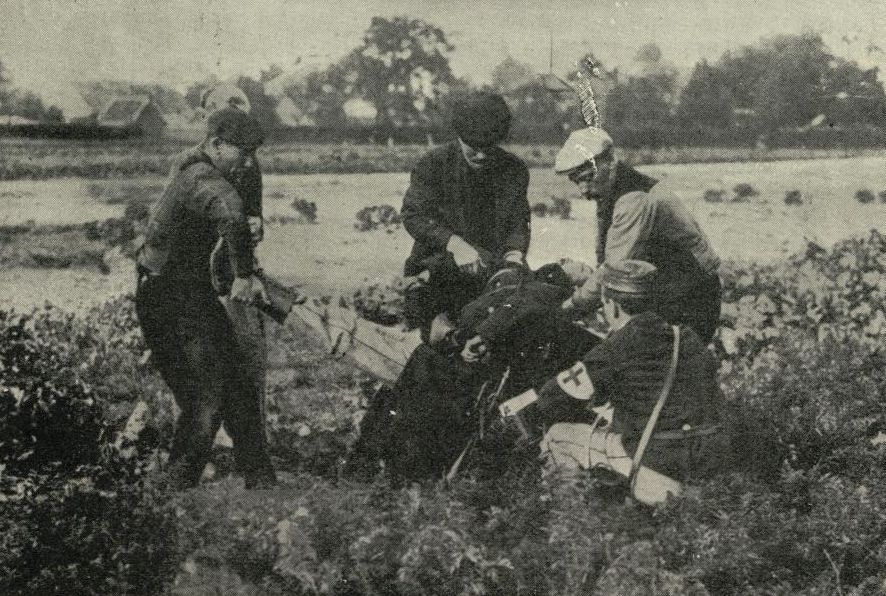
[135, 278, 200, 466]
[183, 296, 274, 485]
[221, 298, 268, 454]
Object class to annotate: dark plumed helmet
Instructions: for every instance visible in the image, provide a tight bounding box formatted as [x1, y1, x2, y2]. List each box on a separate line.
[206, 107, 265, 152]
[451, 91, 511, 148]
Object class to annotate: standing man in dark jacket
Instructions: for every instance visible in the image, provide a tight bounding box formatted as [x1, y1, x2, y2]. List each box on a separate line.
[135, 107, 275, 490]
[401, 92, 531, 337]
[556, 127, 722, 343]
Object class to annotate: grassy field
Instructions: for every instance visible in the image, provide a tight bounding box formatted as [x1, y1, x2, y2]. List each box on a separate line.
[1, 155, 885, 312]
[1, 136, 884, 180]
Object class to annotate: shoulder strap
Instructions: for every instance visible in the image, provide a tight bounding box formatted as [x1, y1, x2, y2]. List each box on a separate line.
[630, 325, 680, 483]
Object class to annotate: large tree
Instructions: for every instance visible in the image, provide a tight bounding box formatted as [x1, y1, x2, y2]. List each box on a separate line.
[604, 44, 678, 130]
[282, 64, 352, 127]
[345, 16, 454, 126]
[677, 33, 886, 131]
[235, 75, 280, 132]
[0, 59, 64, 122]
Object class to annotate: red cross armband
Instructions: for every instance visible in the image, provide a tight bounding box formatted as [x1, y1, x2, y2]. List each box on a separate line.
[555, 362, 594, 401]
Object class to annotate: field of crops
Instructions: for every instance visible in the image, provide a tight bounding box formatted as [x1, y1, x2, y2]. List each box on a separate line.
[1, 152, 886, 594]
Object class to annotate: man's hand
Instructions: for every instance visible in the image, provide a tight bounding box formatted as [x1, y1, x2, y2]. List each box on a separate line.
[571, 276, 602, 312]
[447, 235, 484, 274]
[461, 335, 488, 363]
[231, 275, 266, 304]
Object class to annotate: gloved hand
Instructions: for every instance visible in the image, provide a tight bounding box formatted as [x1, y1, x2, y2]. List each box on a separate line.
[460, 335, 488, 363]
[447, 235, 484, 274]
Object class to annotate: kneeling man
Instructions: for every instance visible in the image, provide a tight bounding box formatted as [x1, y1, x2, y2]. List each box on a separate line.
[534, 260, 727, 502]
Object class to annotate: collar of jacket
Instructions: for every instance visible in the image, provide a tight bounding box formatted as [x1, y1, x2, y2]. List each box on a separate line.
[597, 161, 659, 224]
[449, 141, 505, 181]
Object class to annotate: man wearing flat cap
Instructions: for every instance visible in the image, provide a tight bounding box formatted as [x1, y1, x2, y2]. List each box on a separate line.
[400, 91, 531, 340]
[556, 127, 722, 344]
[531, 259, 727, 498]
[135, 107, 276, 490]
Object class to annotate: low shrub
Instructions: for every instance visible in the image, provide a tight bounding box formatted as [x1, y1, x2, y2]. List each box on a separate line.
[291, 198, 318, 223]
[856, 188, 876, 204]
[0, 304, 178, 595]
[733, 182, 759, 201]
[531, 196, 572, 219]
[352, 278, 408, 325]
[354, 205, 401, 232]
[784, 189, 803, 205]
[703, 188, 725, 203]
[879, 190, 886, 203]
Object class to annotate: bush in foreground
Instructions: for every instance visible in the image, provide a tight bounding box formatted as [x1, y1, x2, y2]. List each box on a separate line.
[2, 230, 886, 594]
[0, 303, 178, 595]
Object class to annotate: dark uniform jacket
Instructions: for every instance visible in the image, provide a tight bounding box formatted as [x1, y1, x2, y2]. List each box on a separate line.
[401, 142, 530, 276]
[540, 311, 726, 480]
[138, 146, 254, 283]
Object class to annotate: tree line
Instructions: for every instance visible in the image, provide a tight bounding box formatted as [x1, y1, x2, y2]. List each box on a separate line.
[3, 17, 886, 146]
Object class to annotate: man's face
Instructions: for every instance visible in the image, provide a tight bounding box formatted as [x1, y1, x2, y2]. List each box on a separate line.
[458, 138, 494, 170]
[211, 138, 253, 177]
[567, 154, 615, 200]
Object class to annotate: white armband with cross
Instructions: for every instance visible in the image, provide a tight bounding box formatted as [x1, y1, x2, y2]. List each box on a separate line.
[555, 361, 594, 401]
[499, 361, 595, 418]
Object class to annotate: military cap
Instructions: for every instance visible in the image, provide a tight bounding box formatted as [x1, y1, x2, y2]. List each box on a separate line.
[554, 127, 613, 173]
[451, 91, 512, 148]
[599, 259, 658, 297]
[201, 83, 252, 114]
[206, 107, 264, 152]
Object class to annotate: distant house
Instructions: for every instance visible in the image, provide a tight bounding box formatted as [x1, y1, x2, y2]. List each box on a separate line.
[97, 95, 166, 137]
[1, 115, 41, 126]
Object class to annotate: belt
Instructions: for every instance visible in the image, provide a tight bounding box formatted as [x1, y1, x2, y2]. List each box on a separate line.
[652, 423, 721, 441]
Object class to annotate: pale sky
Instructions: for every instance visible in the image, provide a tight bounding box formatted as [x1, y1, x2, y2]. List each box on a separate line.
[2, 0, 885, 117]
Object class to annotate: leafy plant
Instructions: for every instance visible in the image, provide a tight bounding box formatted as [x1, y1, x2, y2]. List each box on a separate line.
[733, 182, 759, 201]
[291, 198, 318, 223]
[354, 204, 402, 232]
[784, 189, 803, 205]
[856, 188, 875, 204]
